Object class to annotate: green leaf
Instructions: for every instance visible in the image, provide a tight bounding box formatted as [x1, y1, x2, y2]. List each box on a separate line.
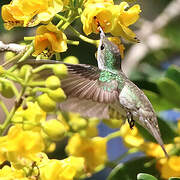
[137, 173, 158, 180]
[134, 80, 159, 94]
[136, 118, 178, 144]
[107, 157, 159, 180]
[157, 77, 180, 107]
[169, 178, 180, 180]
[165, 65, 180, 86]
[144, 90, 175, 112]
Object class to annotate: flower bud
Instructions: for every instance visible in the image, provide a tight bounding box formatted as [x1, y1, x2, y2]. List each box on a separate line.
[45, 75, 61, 90]
[0, 66, 5, 75]
[53, 64, 68, 79]
[42, 119, 66, 141]
[103, 118, 123, 129]
[47, 88, 66, 102]
[69, 117, 87, 131]
[4, 51, 16, 61]
[63, 56, 79, 64]
[37, 93, 56, 112]
[0, 81, 15, 98]
[19, 65, 32, 78]
[46, 142, 56, 153]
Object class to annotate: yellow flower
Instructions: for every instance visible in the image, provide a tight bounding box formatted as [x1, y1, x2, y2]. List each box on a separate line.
[58, 112, 99, 138]
[0, 125, 45, 166]
[40, 156, 84, 180]
[119, 122, 144, 148]
[68, 113, 88, 131]
[12, 102, 46, 130]
[41, 119, 67, 141]
[83, 118, 99, 138]
[66, 134, 107, 173]
[108, 37, 125, 59]
[178, 119, 180, 133]
[81, 1, 141, 42]
[33, 23, 67, 56]
[84, 0, 114, 7]
[111, 2, 141, 42]
[2, 0, 64, 30]
[81, 2, 114, 35]
[0, 165, 28, 180]
[141, 142, 172, 158]
[158, 156, 180, 179]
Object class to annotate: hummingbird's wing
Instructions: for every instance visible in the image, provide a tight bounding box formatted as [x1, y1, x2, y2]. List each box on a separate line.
[60, 63, 122, 119]
[61, 63, 119, 103]
[19, 59, 122, 119]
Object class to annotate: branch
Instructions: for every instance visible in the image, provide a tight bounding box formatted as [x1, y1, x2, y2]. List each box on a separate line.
[122, 0, 180, 75]
[0, 41, 26, 54]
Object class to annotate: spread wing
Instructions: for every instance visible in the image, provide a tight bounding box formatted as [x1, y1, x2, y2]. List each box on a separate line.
[62, 63, 119, 103]
[19, 59, 121, 119]
[60, 63, 120, 119]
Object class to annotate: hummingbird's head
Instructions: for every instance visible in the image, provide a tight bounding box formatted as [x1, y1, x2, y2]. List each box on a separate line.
[97, 27, 122, 71]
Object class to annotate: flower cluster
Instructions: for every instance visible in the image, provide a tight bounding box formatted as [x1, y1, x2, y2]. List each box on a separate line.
[81, 0, 141, 42]
[1, 0, 178, 180]
[1, 0, 141, 57]
[118, 121, 180, 179]
[2, 0, 64, 30]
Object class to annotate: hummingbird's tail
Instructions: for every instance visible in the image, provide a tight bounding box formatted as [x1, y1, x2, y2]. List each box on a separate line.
[145, 119, 169, 158]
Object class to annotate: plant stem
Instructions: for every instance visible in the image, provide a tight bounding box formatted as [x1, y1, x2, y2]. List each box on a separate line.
[61, 14, 79, 31]
[24, 37, 35, 41]
[0, 67, 32, 135]
[2, 51, 24, 68]
[68, 25, 98, 45]
[55, 10, 97, 45]
[18, 43, 34, 62]
[106, 148, 139, 169]
[55, 53, 61, 60]
[115, 148, 138, 163]
[32, 64, 54, 74]
[5, 71, 23, 85]
[55, 14, 68, 23]
[56, 10, 72, 29]
[0, 99, 9, 116]
[106, 130, 122, 141]
[31, 87, 48, 94]
[27, 81, 45, 87]
[67, 40, 79, 45]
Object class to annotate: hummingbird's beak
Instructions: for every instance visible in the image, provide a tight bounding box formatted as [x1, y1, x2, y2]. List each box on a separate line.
[99, 26, 105, 40]
[145, 120, 169, 158]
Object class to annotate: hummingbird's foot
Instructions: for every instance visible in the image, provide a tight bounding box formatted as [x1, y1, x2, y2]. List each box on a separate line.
[127, 112, 135, 130]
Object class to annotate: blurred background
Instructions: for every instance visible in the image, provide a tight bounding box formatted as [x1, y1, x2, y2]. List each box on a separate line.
[0, 0, 180, 179]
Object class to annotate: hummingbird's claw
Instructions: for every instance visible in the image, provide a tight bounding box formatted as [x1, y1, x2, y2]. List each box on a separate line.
[127, 111, 135, 129]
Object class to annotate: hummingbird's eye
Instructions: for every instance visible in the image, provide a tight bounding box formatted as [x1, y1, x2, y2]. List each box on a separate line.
[100, 44, 105, 50]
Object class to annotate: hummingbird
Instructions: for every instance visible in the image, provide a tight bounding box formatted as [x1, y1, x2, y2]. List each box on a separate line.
[20, 27, 168, 157]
